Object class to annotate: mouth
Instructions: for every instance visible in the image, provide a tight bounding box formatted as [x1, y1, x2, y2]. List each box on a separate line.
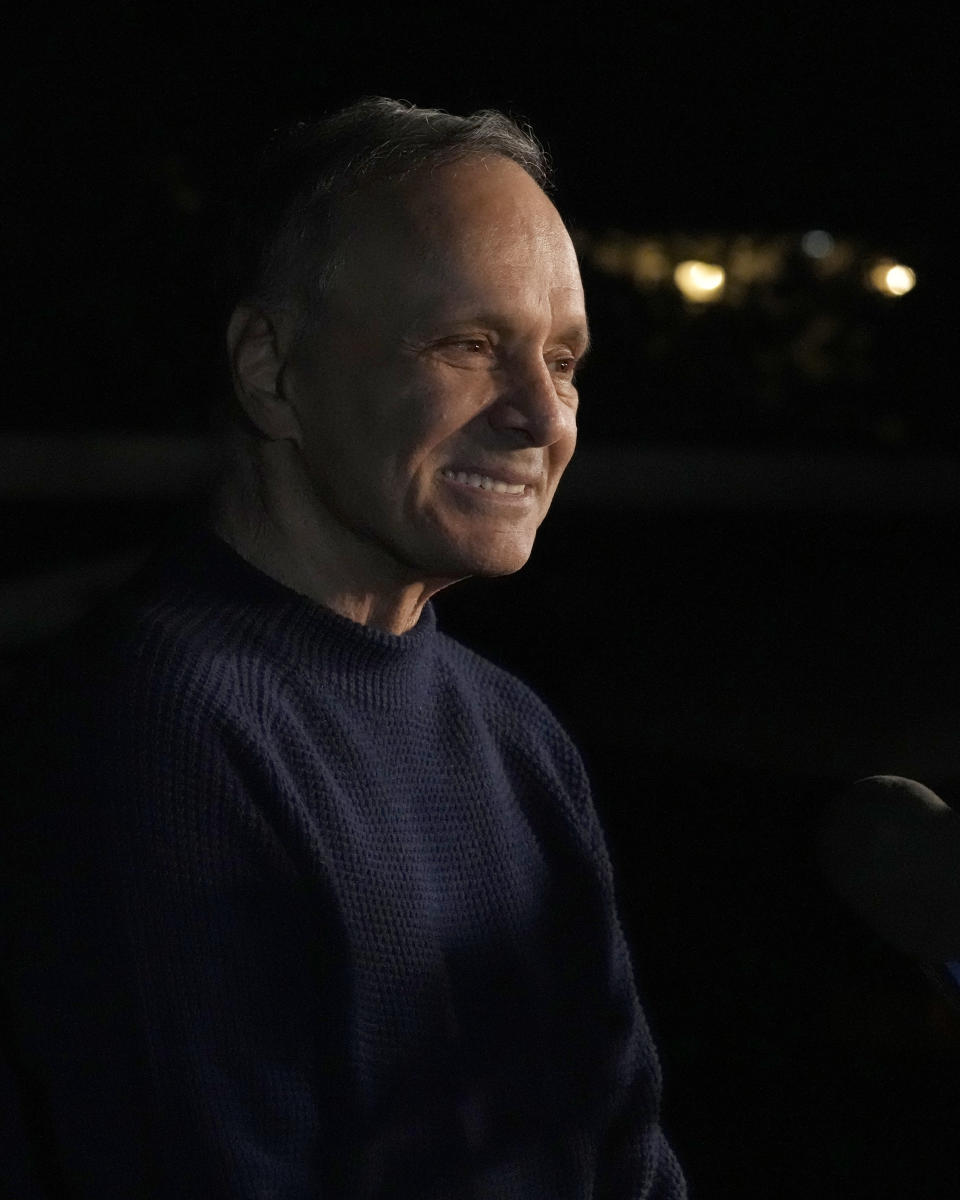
[439, 467, 537, 497]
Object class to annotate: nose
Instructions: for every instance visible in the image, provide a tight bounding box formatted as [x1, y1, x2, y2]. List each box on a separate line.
[487, 356, 576, 447]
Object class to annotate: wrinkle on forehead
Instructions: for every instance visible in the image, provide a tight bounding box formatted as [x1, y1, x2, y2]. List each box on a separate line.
[325, 157, 584, 328]
[418, 165, 582, 318]
[410, 160, 571, 259]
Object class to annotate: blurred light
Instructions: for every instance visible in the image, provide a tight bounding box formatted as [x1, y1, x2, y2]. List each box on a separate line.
[727, 237, 786, 285]
[809, 237, 855, 277]
[801, 229, 835, 259]
[673, 260, 726, 302]
[590, 239, 631, 276]
[630, 240, 671, 286]
[868, 260, 917, 296]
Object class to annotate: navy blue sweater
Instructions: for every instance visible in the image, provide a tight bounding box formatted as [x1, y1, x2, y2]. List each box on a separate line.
[2, 531, 685, 1198]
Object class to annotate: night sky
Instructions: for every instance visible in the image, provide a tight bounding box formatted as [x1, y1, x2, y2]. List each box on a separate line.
[8, 2, 955, 432]
[15, 2, 954, 229]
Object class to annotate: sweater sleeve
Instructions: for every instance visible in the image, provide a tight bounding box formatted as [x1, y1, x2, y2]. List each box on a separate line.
[477, 669, 688, 1199]
[2, 656, 326, 1199]
[562, 751, 689, 1200]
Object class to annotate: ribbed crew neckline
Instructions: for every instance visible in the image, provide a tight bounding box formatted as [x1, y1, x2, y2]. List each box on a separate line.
[144, 526, 439, 707]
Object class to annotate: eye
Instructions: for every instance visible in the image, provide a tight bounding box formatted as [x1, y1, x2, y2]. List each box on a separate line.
[431, 337, 496, 369]
[550, 355, 579, 380]
[450, 338, 490, 355]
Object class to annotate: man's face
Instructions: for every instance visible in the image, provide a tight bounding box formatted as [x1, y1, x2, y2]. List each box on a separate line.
[282, 156, 588, 583]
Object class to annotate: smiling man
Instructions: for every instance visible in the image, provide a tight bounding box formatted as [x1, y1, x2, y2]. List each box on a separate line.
[213, 131, 585, 628]
[3, 99, 686, 1198]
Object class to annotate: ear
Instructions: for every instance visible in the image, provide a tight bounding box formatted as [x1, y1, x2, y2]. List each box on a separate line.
[226, 305, 303, 442]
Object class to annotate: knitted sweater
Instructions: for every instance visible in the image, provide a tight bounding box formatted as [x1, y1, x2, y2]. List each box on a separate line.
[2, 530, 686, 1199]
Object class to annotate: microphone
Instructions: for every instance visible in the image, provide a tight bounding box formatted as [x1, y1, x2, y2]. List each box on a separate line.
[818, 775, 960, 963]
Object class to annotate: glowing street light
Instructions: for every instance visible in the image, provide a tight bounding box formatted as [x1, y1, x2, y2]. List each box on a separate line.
[673, 260, 725, 302]
[868, 260, 916, 297]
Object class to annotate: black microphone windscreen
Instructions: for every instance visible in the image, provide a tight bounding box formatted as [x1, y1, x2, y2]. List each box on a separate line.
[818, 775, 960, 961]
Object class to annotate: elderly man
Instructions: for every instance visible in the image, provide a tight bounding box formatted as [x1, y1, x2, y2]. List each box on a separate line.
[3, 99, 686, 1198]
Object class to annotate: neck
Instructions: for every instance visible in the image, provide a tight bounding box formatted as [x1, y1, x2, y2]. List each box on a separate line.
[208, 437, 448, 635]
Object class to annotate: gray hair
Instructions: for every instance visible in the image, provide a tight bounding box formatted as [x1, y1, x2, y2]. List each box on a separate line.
[227, 96, 552, 319]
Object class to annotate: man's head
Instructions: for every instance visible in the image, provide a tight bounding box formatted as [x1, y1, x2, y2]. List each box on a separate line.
[227, 96, 554, 328]
[222, 98, 588, 591]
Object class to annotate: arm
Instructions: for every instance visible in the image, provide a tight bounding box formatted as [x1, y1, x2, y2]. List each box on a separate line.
[2, 682, 325, 1199]
[497, 680, 688, 1200]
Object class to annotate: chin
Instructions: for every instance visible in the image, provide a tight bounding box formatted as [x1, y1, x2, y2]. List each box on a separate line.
[465, 548, 532, 578]
[441, 537, 534, 580]
[402, 531, 535, 582]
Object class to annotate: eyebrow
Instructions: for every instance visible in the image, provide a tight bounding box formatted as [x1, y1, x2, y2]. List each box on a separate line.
[564, 325, 592, 362]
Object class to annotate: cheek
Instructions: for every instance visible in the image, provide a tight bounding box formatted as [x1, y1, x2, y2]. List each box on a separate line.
[389, 386, 477, 466]
[552, 417, 578, 471]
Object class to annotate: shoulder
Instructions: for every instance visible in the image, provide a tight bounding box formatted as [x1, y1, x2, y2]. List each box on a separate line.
[8, 556, 288, 796]
[433, 629, 592, 800]
[2, 578, 298, 904]
[435, 628, 564, 725]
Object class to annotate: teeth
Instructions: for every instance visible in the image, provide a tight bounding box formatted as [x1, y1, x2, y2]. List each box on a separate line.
[442, 469, 525, 495]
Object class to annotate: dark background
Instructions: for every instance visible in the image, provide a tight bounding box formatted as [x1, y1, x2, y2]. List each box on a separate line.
[5, 3, 960, 1195]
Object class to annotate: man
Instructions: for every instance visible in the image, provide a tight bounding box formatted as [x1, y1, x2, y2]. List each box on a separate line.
[3, 98, 686, 1198]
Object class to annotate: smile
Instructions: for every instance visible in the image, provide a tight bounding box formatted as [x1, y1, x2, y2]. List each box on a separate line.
[441, 469, 527, 496]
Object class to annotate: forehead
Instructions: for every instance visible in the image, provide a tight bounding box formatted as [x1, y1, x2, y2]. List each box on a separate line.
[402, 158, 565, 252]
[330, 158, 585, 322]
